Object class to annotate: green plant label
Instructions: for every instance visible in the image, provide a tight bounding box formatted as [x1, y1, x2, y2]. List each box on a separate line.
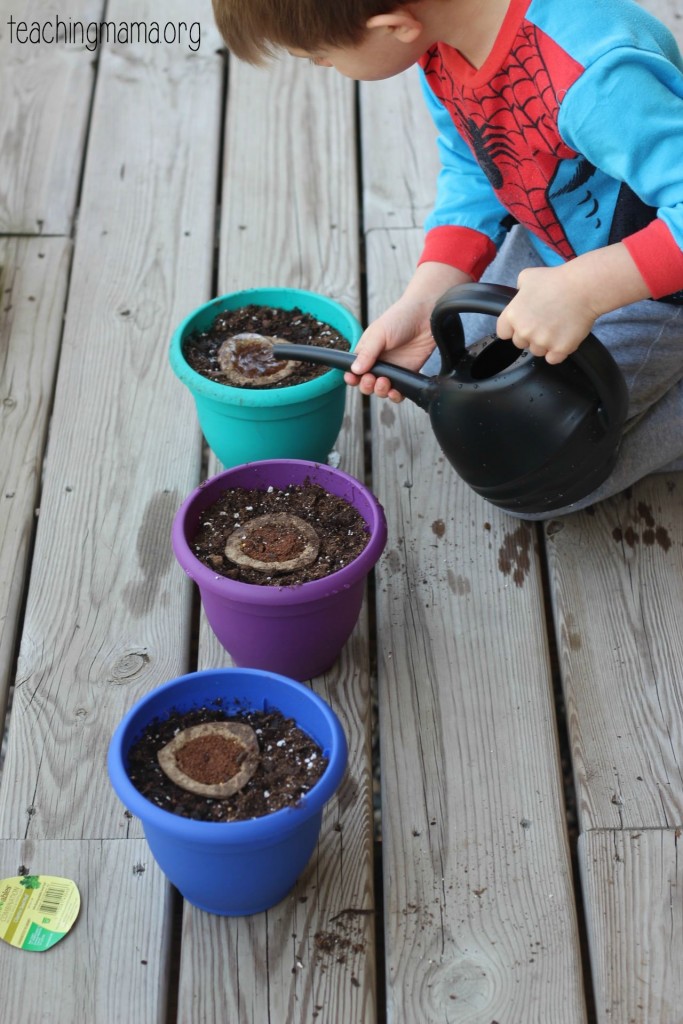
[0, 875, 80, 951]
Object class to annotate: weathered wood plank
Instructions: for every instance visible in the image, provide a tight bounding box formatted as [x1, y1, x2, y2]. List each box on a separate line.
[544, 479, 683, 830]
[0, 0, 223, 841]
[0, 0, 102, 234]
[579, 828, 683, 1024]
[0, 238, 71, 722]
[180, 427, 376, 1022]
[367, 227, 586, 1023]
[178, 639, 377, 1024]
[177, 53, 377, 1024]
[219, 53, 359, 308]
[0, 7, 222, 1020]
[0, 839, 171, 1024]
[181, 458, 376, 1024]
[360, 67, 439, 232]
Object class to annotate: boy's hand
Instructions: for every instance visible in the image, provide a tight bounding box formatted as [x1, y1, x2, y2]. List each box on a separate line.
[346, 262, 472, 401]
[495, 265, 599, 364]
[496, 245, 652, 363]
[345, 298, 438, 402]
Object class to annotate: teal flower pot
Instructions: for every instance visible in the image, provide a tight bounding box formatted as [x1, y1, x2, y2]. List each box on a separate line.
[169, 288, 362, 467]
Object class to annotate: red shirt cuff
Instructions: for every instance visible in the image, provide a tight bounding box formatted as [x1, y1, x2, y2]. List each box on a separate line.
[622, 219, 683, 299]
[419, 226, 497, 281]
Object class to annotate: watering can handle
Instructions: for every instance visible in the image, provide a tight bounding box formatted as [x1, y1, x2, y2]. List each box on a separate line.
[430, 281, 627, 426]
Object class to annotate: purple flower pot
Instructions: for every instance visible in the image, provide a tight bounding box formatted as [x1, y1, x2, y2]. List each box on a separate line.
[172, 460, 387, 680]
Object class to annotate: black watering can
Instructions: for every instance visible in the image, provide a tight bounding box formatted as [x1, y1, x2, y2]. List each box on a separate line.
[273, 283, 628, 514]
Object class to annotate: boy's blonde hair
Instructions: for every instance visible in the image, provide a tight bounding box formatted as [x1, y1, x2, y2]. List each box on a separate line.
[212, 0, 413, 63]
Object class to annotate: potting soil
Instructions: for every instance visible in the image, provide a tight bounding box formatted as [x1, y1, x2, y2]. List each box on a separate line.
[127, 705, 328, 822]
[192, 482, 370, 585]
[183, 304, 350, 388]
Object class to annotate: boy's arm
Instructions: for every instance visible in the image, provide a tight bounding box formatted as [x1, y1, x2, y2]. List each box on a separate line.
[499, 45, 683, 360]
[346, 72, 509, 399]
[558, 47, 683, 303]
[353, 44, 683, 389]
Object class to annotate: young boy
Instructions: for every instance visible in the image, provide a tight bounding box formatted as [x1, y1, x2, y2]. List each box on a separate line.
[212, 0, 683, 516]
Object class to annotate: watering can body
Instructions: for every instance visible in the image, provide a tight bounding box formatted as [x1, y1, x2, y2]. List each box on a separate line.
[273, 283, 629, 514]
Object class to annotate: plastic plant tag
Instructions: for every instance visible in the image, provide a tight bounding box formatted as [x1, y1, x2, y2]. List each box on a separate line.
[0, 875, 80, 951]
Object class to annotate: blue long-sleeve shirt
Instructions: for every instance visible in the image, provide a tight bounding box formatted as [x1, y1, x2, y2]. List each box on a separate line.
[418, 0, 683, 300]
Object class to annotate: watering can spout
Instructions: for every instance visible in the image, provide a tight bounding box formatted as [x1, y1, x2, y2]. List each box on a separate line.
[271, 343, 436, 409]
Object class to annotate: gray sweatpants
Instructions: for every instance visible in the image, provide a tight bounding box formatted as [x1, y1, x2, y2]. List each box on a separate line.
[422, 227, 683, 519]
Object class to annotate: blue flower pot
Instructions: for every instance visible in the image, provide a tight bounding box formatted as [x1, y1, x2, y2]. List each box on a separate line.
[108, 668, 348, 916]
[169, 288, 362, 467]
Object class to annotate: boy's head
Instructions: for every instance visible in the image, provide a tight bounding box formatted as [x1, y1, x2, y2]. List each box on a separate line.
[212, 0, 417, 65]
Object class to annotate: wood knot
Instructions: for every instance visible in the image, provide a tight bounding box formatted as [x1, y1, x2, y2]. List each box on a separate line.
[109, 649, 150, 683]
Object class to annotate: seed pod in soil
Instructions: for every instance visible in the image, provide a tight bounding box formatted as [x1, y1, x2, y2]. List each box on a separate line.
[224, 512, 320, 573]
[157, 721, 260, 798]
[217, 333, 299, 386]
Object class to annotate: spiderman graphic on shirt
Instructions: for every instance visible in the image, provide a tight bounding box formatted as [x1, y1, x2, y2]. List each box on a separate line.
[420, 20, 656, 264]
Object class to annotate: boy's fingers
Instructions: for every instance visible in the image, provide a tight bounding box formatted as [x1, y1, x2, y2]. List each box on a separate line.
[344, 363, 404, 402]
[378, 379, 405, 403]
[350, 323, 387, 374]
[495, 310, 513, 339]
[373, 375, 395, 399]
[357, 373, 378, 395]
[350, 350, 377, 374]
[362, 374, 405, 402]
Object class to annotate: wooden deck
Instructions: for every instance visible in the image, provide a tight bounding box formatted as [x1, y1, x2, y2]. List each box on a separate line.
[1, 1, 681, 1021]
